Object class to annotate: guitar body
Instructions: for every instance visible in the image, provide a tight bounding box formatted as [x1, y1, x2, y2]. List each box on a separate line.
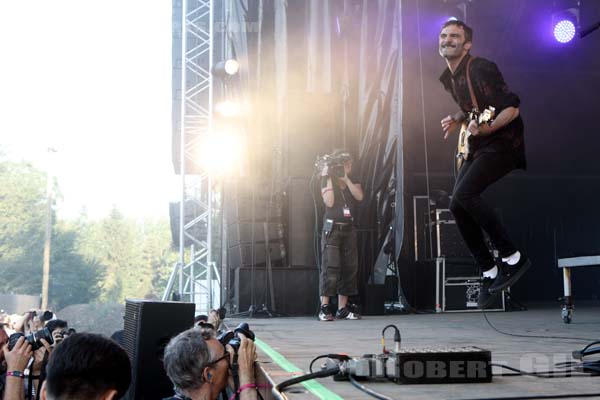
[456, 123, 470, 171]
[455, 106, 496, 171]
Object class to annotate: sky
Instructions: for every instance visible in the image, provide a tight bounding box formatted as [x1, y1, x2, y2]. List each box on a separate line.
[0, 1, 178, 220]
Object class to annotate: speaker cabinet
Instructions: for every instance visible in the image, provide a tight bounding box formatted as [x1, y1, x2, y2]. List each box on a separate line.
[233, 267, 319, 315]
[287, 177, 318, 267]
[123, 300, 195, 400]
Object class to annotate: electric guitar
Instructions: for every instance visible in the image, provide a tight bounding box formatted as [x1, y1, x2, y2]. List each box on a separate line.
[456, 106, 495, 170]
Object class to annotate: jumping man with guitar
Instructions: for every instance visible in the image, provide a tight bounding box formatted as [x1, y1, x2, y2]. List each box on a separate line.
[438, 20, 530, 308]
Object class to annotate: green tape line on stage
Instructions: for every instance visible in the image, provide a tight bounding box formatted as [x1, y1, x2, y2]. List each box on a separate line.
[255, 338, 344, 400]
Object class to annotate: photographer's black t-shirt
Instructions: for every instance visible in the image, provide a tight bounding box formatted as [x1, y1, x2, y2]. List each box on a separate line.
[323, 175, 360, 224]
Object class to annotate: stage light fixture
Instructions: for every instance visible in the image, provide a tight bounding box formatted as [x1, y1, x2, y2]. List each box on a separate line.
[551, 4, 579, 44]
[212, 59, 240, 78]
[553, 19, 576, 43]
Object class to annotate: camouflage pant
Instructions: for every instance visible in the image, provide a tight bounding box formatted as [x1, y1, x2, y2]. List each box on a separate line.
[319, 227, 358, 296]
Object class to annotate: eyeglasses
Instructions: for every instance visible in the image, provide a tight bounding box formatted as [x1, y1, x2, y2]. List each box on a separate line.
[206, 351, 230, 369]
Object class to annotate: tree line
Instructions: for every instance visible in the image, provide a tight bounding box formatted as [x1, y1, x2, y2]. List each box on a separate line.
[0, 155, 177, 311]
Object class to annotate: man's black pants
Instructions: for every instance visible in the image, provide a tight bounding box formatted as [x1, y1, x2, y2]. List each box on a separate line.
[450, 152, 518, 270]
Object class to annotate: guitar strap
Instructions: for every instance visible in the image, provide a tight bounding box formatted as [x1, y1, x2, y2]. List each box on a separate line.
[466, 56, 479, 110]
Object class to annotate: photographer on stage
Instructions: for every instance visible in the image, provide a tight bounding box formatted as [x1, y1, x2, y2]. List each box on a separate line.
[318, 149, 364, 321]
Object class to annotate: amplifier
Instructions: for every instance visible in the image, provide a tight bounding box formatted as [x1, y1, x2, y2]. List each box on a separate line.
[388, 346, 492, 384]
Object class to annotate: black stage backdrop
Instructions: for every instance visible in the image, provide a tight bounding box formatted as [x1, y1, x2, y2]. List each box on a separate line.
[198, 0, 600, 309]
[221, 0, 403, 309]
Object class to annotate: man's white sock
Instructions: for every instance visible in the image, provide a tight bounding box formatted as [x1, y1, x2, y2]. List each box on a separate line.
[483, 265, 498, 279]
[502, 251, 521, 266]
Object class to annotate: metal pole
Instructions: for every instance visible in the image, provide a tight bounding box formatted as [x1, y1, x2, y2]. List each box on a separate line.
[178, 0, 189, 299]
[207, 176, 213, 313]
[41, 148, 55, 310]
[206, 0, 215, 313]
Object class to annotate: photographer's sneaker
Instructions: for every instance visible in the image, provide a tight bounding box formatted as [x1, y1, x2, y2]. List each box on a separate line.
[318, 304, 334, 321]
[489, 253, 531, 294]
[335, 306, 361, 320]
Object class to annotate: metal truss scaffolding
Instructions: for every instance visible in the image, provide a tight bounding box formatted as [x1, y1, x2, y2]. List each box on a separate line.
[163, 0, 219, 313]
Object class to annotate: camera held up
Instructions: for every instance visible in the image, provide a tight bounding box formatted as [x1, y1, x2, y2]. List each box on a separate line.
[8, 327, 54, 351]
[217, 322, 254, 353]
[315, 152, 352, 178]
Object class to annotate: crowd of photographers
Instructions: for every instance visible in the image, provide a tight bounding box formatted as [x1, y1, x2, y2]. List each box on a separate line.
[0, 308, 260, 400]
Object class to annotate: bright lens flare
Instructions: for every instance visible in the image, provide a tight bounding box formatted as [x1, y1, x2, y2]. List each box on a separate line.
[215, 100, 241, 118]
[553, 20, 576, 43]
[198, 133, 242, 174]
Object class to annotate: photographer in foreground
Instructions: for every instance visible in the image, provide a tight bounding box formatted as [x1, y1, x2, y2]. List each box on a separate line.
[2, 334, 52, 400]
[318, 149, 364, 321]
[163, 325, 258, 400]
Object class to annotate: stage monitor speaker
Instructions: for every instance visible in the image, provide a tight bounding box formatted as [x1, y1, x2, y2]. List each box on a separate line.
[123, 300, 195, 400]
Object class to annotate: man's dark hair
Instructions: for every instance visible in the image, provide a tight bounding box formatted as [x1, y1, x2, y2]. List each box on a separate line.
[45, 319, 68, 332]
[441, 19, 473, 43]
[45, 333, 131, 400]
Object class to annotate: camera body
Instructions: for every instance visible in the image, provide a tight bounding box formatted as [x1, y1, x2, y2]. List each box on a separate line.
[8, 327, 54, 351]
[315, 152, 352, 178]
[217, 322, 254, 353]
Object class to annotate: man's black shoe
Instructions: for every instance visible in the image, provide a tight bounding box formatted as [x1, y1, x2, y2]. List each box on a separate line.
[489, 255, 531, 294]
[478, 277, 499, 309]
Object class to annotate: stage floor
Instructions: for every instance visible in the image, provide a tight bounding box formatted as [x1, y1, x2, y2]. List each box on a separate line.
[228, 303, 600, 400]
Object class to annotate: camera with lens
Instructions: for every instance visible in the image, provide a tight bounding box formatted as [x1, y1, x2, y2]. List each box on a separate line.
[8, 327, 54, 351]
[217, 322, 254, 353]
[315, 152, 352, 178]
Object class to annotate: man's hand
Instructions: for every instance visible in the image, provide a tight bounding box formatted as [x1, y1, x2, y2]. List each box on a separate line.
[441, 115, 460, 139]
[234, 334, 256, 385]
[208, 310, 221, 332]
[3, 336, 32, 372]
[467, 120, 493, 137]
[230, 334, 258, 400]
[31, 338, 52, 374]
[466, 119, 479, 136]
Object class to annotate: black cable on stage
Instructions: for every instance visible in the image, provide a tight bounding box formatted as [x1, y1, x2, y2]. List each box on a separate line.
[275, 366, 340, 393]
[481, 309, 598, 342]
[348, 375, 394, 400]
[308, 354, 351, 374]
[454, 392, 600, 400]
[491, 363, 597, 378]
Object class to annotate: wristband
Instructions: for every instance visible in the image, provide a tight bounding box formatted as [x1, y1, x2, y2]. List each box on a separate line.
[229, 383, 271, 400]
[7, 370, 25, 379]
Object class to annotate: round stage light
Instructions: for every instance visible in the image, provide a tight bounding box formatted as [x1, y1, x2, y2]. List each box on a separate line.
[553, 19, 576, 43]
[224, 59, 239, 75]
